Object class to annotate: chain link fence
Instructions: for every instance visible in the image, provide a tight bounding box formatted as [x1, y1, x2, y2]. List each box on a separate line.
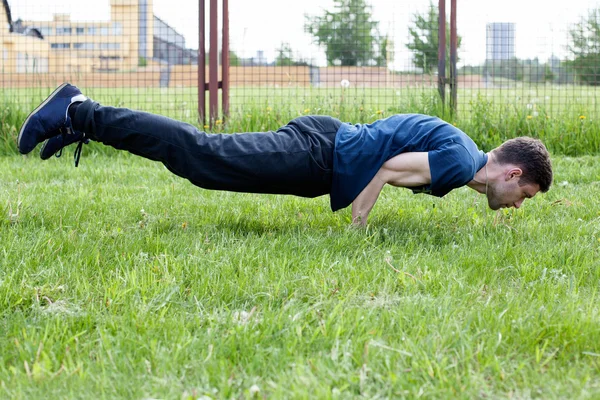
[1, 0, 599, 126]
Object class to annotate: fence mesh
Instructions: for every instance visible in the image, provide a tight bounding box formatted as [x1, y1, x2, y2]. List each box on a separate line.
[1, 0, 600, 127]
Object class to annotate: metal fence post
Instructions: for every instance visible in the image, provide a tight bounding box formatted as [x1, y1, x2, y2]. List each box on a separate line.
[438, 0, 446, 109]
[199, 0, 229, 127]
[450, 0, 457, 115]
[198, 0, 206, 125]
[209, 0, 219, 122]
[222, 0, 229, 120]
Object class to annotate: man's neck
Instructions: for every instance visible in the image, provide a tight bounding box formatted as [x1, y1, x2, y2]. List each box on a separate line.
[467, 152, 494, 194]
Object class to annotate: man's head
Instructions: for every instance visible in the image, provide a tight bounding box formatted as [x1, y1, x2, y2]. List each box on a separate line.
[486, 137, 553, 210]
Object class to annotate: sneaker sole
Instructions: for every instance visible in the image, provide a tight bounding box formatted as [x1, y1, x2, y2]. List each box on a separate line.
[39, 139, 52, 159]
[17, 82, 69, 153]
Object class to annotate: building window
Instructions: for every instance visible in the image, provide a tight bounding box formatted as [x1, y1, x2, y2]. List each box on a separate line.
[36, 57, 49, 73]
[74, 43, 95, 50]
[56, 27, 72, 35]
[87, 27, 97, 35]
[139, 0, 148, 58]
[76, 27, 85, 35]
[100, 27, 109, 36]
[51, 43, 71, 50]
[99, 43, 121, 50]
[38, 27, 53, 36]
[16, 53, 49, 73]
[112, 23, 123, 36]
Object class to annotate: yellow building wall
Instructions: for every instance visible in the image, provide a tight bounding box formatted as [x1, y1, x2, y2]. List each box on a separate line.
[3, 0, 157, 74]
[111, 0, 153, 66]
[0, 4, 8, 30]
[1, 35, 49, 74]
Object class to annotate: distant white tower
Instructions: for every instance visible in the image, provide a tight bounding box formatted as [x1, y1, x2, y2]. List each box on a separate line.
[486, 23, 515, 61]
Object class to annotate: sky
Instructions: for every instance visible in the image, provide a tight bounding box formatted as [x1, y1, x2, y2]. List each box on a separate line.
[8, 0, 600, 69]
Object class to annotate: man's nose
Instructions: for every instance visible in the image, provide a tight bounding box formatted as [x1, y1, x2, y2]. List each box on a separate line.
[514, 199, 524, 209]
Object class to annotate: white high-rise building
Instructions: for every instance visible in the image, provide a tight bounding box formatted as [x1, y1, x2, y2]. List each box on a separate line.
[486, 22, 515, 61]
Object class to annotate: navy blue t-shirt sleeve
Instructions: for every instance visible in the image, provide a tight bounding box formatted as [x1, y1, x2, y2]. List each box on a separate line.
[428, 142, 478, 197]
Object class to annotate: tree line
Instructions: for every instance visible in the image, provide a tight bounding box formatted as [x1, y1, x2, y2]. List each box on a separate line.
[236, 0, 599, 86]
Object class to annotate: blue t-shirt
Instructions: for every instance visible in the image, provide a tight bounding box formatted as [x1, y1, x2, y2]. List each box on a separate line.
[330, 114, 488, 211]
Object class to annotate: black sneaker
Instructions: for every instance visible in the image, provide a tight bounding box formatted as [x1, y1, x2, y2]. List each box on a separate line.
[17, 83, 87, 154]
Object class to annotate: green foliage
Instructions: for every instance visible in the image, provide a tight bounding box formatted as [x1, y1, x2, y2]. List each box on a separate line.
[274, 43, 310, 67]
[228, 50, 241, 67]
[3, 85, 600, 157]
[203, 50, 241, 66]
[544, 65, 555, 83]
[405, 1, 462, 74]
[568, 8, 600, 85]
[2, 154, 600, 398]
[305, 0, 388, 67]
[138, 56, 147, 67]
[0, 104, 21, 156]
[480, 58, 575, 84]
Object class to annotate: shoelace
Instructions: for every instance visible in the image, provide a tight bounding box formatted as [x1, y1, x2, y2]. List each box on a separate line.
[54, 128, 88, 167]
[74, 139, 85, 167]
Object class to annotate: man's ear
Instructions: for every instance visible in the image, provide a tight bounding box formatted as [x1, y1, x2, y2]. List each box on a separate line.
[505, 167, 523, 181]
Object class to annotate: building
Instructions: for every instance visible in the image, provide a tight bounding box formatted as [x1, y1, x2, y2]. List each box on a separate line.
[486, 22, 515, 61]
[1, 0, 50, 73]
[0, 0, 195, 74]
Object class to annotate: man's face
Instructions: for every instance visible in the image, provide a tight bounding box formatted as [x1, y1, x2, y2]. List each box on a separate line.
[486, 176, 540, 210]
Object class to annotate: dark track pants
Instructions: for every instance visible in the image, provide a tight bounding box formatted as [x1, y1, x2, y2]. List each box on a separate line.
[72, 100, 342, 198]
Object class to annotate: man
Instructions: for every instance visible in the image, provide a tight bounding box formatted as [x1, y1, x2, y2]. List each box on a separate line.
[18, 83, 553, 226]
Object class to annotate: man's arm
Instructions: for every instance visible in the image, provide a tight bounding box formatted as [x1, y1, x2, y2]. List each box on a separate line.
[351, 152, 432, 226]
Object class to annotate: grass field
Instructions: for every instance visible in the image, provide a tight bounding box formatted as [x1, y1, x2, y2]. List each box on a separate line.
[1, 152, 600, 399]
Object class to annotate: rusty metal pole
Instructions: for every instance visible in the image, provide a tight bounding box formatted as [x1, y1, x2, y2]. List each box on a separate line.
[450, 0, 457, 115]
[209, 0, 219, 123]
[222, 0, 229, 120]
[198, 0, 206, 125]
[437, 0, 446, 109]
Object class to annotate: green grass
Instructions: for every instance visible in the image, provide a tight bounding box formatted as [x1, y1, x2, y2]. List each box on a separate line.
[1, 85, 600, 156]
[1, 153, 600, 398]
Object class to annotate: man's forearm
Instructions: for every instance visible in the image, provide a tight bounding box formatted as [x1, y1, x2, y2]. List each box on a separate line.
[351, 175, 386, 226]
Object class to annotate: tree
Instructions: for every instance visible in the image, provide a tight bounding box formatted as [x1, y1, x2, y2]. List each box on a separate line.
[204, 50, 241, 66]
[273, 43, 310, 67]
[405, 2, 461, 74]
[275, 43, 295, 66]
[568, 8, 600, 85]
[305, 0, 387, 67]
[228, 50, 241, 67]
[544, 64, 555, 83]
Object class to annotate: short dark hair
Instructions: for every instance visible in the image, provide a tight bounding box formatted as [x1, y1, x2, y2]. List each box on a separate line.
[492, 137, 553, 192]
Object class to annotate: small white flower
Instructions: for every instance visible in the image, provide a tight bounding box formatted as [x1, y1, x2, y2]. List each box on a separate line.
[249, 384, 260, 396]
[340, 79, 350, 88]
